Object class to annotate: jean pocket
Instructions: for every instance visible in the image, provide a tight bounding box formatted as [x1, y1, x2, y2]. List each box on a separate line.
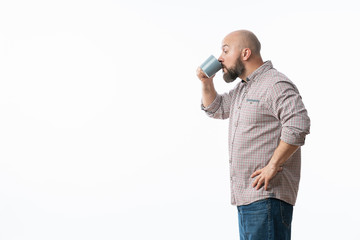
[241, 199, 269, 215]
[280, 201, 293, 228]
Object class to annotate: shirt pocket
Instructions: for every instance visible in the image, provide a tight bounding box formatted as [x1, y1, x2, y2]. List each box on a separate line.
[240, 98, 267, 124]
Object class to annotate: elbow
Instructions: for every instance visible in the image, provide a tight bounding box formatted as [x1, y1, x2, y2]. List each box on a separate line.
[280, 125, 310, 147]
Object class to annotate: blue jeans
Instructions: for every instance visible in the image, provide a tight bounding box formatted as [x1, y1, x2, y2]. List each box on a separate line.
[237, 198, 293, 240]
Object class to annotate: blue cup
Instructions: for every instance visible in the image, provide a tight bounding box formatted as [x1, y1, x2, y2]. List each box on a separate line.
[200, 55, 222, 78]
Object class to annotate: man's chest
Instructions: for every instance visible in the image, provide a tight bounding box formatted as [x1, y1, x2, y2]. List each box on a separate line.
[230, 84, 276, 125]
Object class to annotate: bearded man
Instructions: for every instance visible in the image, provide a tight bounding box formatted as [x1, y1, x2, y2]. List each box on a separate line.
[197, 30, 310, 240]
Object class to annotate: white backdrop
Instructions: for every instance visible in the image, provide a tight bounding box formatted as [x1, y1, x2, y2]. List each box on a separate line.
[1, 0, 359, 239]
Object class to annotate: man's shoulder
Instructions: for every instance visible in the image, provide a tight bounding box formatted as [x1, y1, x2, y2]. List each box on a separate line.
[256, 68, 300, 102]
[259, 68, 298, 92]
[261, 68, 292, 84]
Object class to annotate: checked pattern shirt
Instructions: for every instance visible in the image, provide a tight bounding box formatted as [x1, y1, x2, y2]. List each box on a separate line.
[202, 61, 310, 206]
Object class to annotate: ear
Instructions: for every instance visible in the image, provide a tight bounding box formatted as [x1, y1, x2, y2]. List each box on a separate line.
[242, 48, 252, 61]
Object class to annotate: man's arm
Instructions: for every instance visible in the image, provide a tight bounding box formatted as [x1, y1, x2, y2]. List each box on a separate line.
[197, 67, 217, 107]
[251, 80, 310, 191]
[197, 67, 235, 120]
[251, 140, 299, 190]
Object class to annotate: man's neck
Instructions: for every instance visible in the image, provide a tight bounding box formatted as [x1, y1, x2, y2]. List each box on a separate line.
[240, 59, 264, 82]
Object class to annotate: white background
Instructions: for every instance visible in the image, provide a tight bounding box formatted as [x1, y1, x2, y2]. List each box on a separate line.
[1, 0, 359, 239]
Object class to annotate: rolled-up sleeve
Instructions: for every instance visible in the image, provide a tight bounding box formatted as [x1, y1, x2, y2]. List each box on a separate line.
[267, 80, 311, 146]
[201, 88, 236, 120]
[201, 93, 222, 114]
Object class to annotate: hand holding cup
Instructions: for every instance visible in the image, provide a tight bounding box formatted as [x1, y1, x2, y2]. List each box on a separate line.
[197, 55, 222, 83]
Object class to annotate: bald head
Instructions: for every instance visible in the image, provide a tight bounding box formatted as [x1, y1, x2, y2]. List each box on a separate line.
[219, 30, 264, 81]
[224, 30, 261, 56]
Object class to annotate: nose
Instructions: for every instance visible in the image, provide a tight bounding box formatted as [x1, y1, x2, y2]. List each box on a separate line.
[218, 55, 224, 63]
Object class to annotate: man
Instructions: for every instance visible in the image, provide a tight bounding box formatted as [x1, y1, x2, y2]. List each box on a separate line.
[196, 30, 310, 240]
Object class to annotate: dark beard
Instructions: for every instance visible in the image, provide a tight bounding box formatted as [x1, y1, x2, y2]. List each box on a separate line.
[223, 58, 245, 83]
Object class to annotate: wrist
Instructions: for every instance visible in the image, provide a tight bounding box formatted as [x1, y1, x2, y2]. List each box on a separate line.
[202, 80, 214, 90]
[268, 159, 282, 169]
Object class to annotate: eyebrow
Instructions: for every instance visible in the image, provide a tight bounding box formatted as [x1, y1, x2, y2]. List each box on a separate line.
[222, 44, 229, 48]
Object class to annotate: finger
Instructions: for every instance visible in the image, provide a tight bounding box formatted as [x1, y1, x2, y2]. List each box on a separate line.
[264, 179, 269, 191]
[256, 177, 264, 190]
[251, 170, 261, 178]
[252, 176, 259, 188]
[197, 67, 206, 77]
[196, 67, 204, 78]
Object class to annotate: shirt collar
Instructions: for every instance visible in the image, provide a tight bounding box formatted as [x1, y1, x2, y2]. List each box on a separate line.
[243, 60, 273, 83]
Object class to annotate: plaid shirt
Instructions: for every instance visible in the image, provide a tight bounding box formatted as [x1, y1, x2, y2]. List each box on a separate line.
[202, 61, 310, 206]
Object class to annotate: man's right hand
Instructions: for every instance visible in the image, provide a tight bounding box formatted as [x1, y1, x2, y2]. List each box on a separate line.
[196, 67, 215, 83]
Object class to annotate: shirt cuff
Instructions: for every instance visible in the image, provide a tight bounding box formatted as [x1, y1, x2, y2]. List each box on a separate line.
[201, 94, 222, 114]
[280, 128, 306, 146]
